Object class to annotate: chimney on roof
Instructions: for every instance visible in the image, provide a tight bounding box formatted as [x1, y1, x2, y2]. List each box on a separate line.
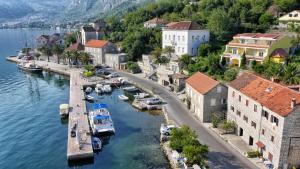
[291, 98, 297, 109]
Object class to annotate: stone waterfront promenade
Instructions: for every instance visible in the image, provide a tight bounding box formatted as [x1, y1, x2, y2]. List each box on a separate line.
[7, 56, 96, 160]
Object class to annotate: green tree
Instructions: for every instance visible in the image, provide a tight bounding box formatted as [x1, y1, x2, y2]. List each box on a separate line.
[240, 52, 247, 69]
[197, 43, 211, 57]
[63, 51, 72, 66]
[179, 54, 193, 69]
[38, 46, 52, 62]
[80, 52, 91, 65]
[34, 53, 41, 61]
[274, 0, 297, 11]
[280, 63, 300, 85]
[163, 46, 175, 59]
[223, 68, 239, 81]
[71, 51, 80, 67]
[52, 44, 64, 64]
[64, 32, 77, 47]
[183, 145, 209, 166]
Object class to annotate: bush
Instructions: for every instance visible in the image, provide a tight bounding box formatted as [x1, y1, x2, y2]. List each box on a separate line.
[220, 121, 235, 133]
[169, 125, 208, 166]
[127, 61, 139, 71]
[84, 65, 95, 72]
[212, 114, 220, 128]
[83, 71, 94, 77]
[247, 151, 260, 158]
[223, 68, 238, 81]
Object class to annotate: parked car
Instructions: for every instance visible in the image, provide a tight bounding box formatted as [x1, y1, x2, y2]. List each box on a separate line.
[160, 124, 176, 136]
[106, 72, 119, 79]
[145, 97, 162, 105]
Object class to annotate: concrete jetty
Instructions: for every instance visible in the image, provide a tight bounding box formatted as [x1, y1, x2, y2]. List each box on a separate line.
[7, 56, 95, 160]
[67, 71, 93, 160]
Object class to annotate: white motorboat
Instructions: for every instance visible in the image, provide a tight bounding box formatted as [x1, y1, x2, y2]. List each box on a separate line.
[95, 84, 103, 94]
[123, 86, 137, 92]
[85, 87, 93, 93]
[145, 97, 162, 105]
[102, 85, 112, 93]
[89, 103, 115, 135]
[118, 95, 129, 101]
[92, 137, 102, 151]
[134, 92, 149, 99]
[17, 62, 43, 73]
[85, 95, 95, 101]
[59, 104, 69, 117]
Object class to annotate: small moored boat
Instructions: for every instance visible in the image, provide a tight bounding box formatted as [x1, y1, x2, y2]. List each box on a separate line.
[59, 104, 69, 117]
[85, 87, 93, 93]
[92, 137, 102, 151]
[85, 95, 95, 101]
[18, 62, 43, 73]
[118, 95, 129, 101]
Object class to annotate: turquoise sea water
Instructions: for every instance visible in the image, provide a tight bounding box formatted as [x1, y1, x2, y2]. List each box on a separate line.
[0, 29, 169, 169]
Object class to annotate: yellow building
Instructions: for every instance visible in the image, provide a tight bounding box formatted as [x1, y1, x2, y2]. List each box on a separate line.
[221, 33, 292, 67]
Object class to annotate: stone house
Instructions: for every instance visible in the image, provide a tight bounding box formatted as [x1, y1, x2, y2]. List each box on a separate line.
[144, 17, 168, 29]
[104, 53, 127, 69]
[227, 73, 300, 169]
[81, 26, 103, 45]
[186, 72, 228, 122]
[138, 54, 156, 75]
[36, 35, 50, 47]
[85, 40, 117, 65]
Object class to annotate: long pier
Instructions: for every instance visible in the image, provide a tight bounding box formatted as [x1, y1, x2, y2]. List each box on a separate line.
[6, 56, 94, 160]
[67, 71, 93, 160]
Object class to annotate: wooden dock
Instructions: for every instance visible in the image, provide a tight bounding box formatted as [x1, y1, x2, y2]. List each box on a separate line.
[67, 71, 93, 160]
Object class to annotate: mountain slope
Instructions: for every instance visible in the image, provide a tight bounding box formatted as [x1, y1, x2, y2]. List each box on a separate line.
[0, 0, 152, 24]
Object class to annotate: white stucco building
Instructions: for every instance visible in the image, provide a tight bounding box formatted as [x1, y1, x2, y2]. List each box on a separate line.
[227, 73, 300, 169]
[162, 21, 210, 56]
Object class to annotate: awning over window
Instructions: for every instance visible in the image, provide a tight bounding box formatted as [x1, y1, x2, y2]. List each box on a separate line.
[256, 141, 265, 148]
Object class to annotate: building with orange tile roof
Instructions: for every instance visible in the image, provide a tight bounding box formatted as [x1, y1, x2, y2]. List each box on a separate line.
[185, 72, 228, 122]
[84, 40, 117, 65]
[221, 33, 292, 66]
[143, 17, 168, 28]
[227, 72, 300, 169]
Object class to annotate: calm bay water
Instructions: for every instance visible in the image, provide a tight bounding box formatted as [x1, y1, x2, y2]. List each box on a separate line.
[0, 29, 169, 169]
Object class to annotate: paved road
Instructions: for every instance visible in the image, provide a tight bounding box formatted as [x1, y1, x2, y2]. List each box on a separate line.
[118, 71, 257, 169]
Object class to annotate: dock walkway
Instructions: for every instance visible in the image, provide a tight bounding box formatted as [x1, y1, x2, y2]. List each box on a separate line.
[7, 56, 95, 160]
[67, 71, 93, 160]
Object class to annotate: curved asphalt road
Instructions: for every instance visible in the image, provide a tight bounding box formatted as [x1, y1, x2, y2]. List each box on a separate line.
[118, 71, 257, 169]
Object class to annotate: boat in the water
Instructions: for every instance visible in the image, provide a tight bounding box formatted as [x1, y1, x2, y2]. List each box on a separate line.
[89, 103, 115, 135]
[17, 62, 43, 73]
[95, 84, 103, 94]
[59, 104, 69, 117]
[85, 95, 95, 101]
[92, 137, 102, 151]
[123, 86, 138, 92]
[134, 92, 149, 99]
[118, 95, 129, 101]
[102, 84, 112, 93]
[85, 87, 93, 93]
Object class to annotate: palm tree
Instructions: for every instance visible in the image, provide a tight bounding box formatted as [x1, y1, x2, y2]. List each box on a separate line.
[71, 51, 80, 67]
[52, 45, 64, 64]
[38, 46, 52, 62]
[79, 52, 90, 65]
[280, 63, 300, 85]
[63, 51, 72, 66]
[151, 47, 163, 63]
[34, 53, 41, 61]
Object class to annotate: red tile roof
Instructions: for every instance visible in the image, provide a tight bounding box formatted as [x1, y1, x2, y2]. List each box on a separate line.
[66, 43, 84, 51]
[165, 21, 202, 30]
[229, 73, 300, 117]
[186, 72, 220, 94]
[146, 17, 167, 24]
[270, 48, 288, 58]
[85, 40, 109, 48]
[234, 33, 283, 40]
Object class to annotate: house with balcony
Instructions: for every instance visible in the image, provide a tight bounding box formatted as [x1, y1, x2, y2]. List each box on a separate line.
[221, 33, 292, 66]
[144, 17, 168, 29]
[186, 72, 228, 122]
[278, 10, 300, 28]
[227, 72, 300, 169]
[162, 21, 209, 56]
